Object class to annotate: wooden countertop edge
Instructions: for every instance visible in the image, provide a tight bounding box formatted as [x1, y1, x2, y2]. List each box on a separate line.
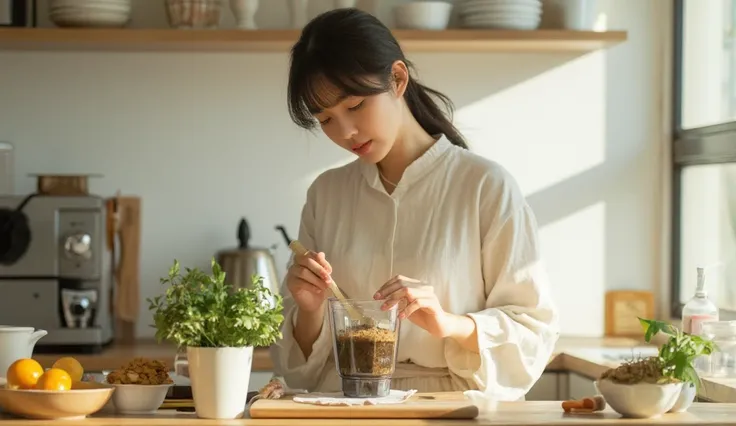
[32, 338, 736, 403]
[4, 400, 736, 425]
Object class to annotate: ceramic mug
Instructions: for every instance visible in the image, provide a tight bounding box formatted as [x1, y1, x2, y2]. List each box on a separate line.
[0, 326, 48, 379]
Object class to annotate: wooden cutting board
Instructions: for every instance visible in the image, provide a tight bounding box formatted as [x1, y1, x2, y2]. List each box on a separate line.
[249, 392, 479, 419]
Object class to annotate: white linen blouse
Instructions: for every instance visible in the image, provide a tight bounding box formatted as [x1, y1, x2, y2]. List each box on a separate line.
[270, 135, 560, 401]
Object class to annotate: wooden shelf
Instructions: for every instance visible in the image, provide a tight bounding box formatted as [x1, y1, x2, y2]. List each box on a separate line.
[0, 28, 627, 53]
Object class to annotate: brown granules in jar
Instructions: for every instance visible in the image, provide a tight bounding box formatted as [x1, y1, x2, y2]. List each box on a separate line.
[106, 357, 173, 385]
[336, 326, 397, 377]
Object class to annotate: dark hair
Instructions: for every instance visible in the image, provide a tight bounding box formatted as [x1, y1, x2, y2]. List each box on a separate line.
[287, 8, 468, 149]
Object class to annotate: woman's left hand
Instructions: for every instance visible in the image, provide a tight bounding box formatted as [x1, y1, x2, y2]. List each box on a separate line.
[374, 275, 449, 338]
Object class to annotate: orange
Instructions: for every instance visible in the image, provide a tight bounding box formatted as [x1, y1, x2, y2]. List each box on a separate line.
[35, 368, 72, 391]
[6, 358, 44, 390]
[52, 357, 84, 382]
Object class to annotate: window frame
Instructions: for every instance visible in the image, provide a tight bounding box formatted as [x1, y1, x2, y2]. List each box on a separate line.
[671, 0, 736, 319]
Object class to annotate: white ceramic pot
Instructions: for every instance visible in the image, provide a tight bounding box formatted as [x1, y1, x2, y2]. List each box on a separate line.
[230, 0, 259, 29]
[187, 346, 253, 419]
[668, 382, 697, 413]
[595, 379, 683, 418]
[393, 1, 452, 30]
[0, 326, 47, 378]
[334, 0, 355, 8]
[543, 0, 599, 30]
[287, 0, 308, 29]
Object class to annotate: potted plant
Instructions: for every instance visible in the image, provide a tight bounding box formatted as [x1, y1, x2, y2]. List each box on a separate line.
[637, 318, 716, 412]
[595, 317, 716, 418]
[148, 258, 284, 419]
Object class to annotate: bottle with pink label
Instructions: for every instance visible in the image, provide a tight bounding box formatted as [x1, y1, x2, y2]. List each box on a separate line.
[682, 267, 719, 336]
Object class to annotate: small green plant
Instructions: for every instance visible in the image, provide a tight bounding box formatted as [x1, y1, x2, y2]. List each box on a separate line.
[637, 317, 717, 391]
[147, 258, 284, 348]
[601, 318, 717, 391]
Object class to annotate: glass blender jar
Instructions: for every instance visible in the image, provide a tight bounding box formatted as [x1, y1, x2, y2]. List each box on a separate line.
[328, 298, 401, 398]
[701, 320, 736, 378]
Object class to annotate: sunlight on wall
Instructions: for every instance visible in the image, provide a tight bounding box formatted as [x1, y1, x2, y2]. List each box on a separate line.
[539, 201, 606, 336]
[455, 52, 607, 198]
[453, 52, 608, 335]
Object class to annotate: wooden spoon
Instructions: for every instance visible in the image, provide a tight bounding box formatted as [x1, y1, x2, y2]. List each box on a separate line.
[287, 240, 368, 324]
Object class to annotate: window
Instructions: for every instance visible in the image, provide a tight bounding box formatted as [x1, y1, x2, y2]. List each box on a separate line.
[673, 0, 736, 318]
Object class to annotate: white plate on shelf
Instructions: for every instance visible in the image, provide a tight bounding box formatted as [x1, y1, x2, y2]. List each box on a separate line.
[460, 3, 541, 15]
[460, 11, 542, 21]
[50, 11, 130, 27]
[461, 16, 541, 30]
[462, 0, 541, 9]
[463, 0, 541, 5]
[50, 0, 131, 5]
[50, 5, 132, 13]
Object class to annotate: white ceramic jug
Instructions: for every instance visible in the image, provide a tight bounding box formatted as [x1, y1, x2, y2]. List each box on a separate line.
[0, 326, 47, 378]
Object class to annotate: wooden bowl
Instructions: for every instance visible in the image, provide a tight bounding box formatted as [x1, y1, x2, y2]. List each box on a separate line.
[0, 380, 115, 420]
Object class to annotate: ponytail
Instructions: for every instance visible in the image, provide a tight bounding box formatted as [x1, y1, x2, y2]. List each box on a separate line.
[404, 77, 468, 149]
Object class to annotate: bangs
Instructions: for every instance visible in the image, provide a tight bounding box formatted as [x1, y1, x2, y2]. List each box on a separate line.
[288, 59, 390, 129]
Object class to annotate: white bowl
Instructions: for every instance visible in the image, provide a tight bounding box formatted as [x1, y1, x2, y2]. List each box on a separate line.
[49, 0, 131, 27]
[461, 16, 540, 30]
[669, 382, 696, 413]
[595, 379, 683, 418]
[460, 2, 541, 16]
[394, 1, 453, 30]
[110, 384, 172, 415]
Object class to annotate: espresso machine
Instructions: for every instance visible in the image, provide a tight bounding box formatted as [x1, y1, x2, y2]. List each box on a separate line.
[0, 194, 114, 353]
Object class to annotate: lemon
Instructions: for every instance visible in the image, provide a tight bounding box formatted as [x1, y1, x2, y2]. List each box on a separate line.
[52, 357, 84, 382]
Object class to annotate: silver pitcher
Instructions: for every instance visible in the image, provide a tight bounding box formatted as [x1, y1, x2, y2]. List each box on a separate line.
[217, 218, 292, 299]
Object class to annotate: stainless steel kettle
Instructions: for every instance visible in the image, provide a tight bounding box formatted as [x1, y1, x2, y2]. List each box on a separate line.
[217, 218, 282, 297]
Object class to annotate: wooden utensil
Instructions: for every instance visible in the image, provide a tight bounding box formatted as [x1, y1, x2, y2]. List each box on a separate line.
[105, 193, 141, 344]
[287, 240, 365, 323]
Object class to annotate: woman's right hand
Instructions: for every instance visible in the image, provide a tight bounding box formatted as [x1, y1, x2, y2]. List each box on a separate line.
[286, 250, 333, 313]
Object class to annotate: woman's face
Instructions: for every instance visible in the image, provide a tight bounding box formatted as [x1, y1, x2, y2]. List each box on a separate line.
[311, 65, 408, 164]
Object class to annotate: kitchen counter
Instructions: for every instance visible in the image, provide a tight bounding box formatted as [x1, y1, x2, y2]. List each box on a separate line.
[2, 400, 736, 425]
[31, 337, 736, 403]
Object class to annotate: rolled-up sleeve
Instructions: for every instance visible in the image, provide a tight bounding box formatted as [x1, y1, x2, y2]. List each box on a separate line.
[269, 182, 334, 391]
[445, 181, 559, 401]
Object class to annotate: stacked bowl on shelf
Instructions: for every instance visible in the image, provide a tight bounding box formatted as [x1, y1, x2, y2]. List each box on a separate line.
[458, 0, 542, 30]
[49, 0, 132, 28]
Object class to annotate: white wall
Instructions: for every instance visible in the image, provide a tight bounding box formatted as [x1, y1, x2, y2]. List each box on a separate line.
[0, 0, 668, 337]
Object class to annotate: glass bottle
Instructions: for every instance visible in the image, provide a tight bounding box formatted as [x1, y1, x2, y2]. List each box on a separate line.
[682, 267, 720, 336]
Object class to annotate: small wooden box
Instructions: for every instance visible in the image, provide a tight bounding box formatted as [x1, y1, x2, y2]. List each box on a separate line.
[605, 290, 655, 337]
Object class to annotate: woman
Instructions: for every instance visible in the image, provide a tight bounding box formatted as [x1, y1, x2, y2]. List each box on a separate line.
[270, 8, 559, 401]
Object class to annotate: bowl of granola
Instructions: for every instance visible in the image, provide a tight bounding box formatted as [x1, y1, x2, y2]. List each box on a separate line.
[106, 358, 173, 414]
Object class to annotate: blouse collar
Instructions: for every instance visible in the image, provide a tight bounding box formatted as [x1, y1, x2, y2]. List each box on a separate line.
[360, 134, 453, 196]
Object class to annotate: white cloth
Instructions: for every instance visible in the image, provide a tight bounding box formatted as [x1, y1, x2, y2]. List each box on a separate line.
[270, 135, 560, 401]
[293, 389, 417, 406]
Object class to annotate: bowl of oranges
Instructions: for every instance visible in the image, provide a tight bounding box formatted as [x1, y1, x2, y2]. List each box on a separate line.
[0, 357, 114, 420]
